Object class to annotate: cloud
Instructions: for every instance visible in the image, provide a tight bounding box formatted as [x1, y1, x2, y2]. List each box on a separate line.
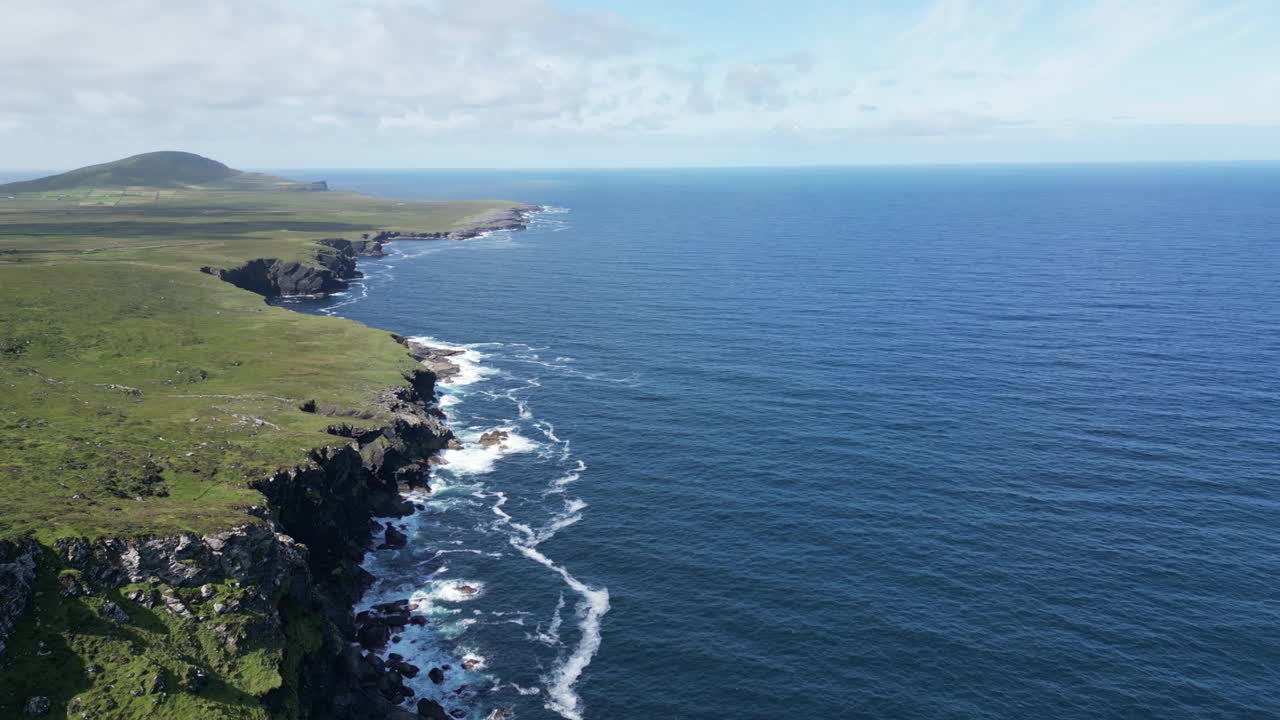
[0, 0, 1276, 166]
[73, 90, 143, 116]
[0, 0, 658, 134]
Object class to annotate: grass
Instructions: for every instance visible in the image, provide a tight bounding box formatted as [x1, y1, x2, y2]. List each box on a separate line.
[0, 151, 301, 193]
[0, 175, 520, 542]
[0, 157, 526, 717]
[1, 557, 287, 719]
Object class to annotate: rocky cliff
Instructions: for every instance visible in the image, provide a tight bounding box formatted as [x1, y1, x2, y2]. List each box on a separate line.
[1, 205, 541, 719]
[0, 540, 38, 657]
[200, 204, 540, 299]
[1, 364, 456, 719]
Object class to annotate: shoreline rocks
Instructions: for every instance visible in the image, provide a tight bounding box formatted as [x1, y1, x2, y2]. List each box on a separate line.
[5, 204, 545, 718]
[202, 204, 542, 301]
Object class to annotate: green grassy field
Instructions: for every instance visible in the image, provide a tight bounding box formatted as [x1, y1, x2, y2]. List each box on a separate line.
[0, 167, 520, 543]
[0, 155, 526, 718]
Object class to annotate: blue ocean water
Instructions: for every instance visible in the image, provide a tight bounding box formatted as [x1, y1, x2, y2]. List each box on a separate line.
[288, 165, 1280, 719]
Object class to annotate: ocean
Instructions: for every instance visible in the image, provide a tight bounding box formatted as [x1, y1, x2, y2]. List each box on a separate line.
[283, 165, 1280, 719]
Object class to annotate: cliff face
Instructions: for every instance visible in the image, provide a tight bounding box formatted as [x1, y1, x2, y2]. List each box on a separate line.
[0, 540, 38, 657]
[202, 243, 359, 298]
[1, 210, 540, 718]
[200, 205, 540, 299]
[1, 368, 453, 720]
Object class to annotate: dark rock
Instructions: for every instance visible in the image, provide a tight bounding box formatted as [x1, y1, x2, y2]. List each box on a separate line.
[409, 615, 428, 626]
[451, 710, 467, 719]
[358, 623, 390, 649]
[381, 612, 410, 626]
[100, 599, 130, 623]
[338, 645, 363, 677]
[428, 666, 445, 684]
[355, 656, 381, 686]
[418, 699, 449, 720]
[128, 588, 156, 608]
[383, 525, 408, 549]
[185, 667, 209, 693]
[58, 572, 89, 598]
[377, 671, 405, 701]
[0, 540, 38, 656]
[24, 696, 49, 716]
[395, 661, 420, 678]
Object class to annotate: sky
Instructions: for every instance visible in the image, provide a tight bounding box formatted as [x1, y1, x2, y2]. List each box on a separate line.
[2, 0, 1279, 169]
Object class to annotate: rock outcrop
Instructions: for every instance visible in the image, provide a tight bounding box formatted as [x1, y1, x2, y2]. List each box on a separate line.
[1, 205, 541, 717]
[200, 204, 539, 301]
[0, 540, 38, 657]
[201, 246, 357, 297]
[6, 364, 454, 719]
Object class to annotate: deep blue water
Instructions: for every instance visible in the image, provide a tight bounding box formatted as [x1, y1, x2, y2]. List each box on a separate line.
[287, 166, 1280, 719]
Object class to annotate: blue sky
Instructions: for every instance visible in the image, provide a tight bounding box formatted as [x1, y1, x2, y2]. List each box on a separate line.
[2, 0, 1278, 168]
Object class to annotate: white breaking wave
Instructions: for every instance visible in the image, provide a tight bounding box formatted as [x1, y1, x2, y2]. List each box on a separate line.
[510, 540, 610, 720]
[534, 593, 566, 646]
[439, 427, 538, 475]
[546, 460, 587, 495]
[407, 336, 495, 389]
[535, 498, 586, 544]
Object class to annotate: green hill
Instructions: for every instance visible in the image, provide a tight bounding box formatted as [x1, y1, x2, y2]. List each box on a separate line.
[0, 151, 325, 193]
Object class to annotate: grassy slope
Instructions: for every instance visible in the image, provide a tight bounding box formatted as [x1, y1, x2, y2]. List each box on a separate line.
[0, 181, 520, 543]
[0, 150, 311, 193]
[0, 171, 524, 718]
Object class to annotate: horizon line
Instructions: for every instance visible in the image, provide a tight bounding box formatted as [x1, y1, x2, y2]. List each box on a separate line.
[4, 158, 1280, 175]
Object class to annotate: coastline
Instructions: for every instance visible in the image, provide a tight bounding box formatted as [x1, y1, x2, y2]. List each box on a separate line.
[204, 203, 543, 300]
[305, 208, 607, 720]
[0, 200, 546, 720]
[245, 204, 549, 720]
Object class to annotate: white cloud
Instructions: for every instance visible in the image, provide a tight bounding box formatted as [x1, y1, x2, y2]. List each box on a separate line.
[0, 0, 1275, 166]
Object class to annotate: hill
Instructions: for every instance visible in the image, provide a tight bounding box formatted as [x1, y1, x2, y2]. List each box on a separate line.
[0, 151, 325, 193]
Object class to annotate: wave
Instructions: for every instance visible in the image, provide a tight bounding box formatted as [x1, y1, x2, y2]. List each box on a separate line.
[533, 593, 566, 646]
[535, 498, 586, 544]
[509, 540, 610, 720]
[546, 460, 587, 495]
[439, 427, 538, 476]
[407, 336, 495, 389]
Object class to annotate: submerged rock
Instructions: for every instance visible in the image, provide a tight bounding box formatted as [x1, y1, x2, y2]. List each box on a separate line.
[428, 666, 445, 684]
[24, 696, 49, 716]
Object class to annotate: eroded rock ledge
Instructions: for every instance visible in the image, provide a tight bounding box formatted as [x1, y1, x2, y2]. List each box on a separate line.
[6, 368, 454, 719]
[0, 540, 38, 657]
[201, 204, 541, 299]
